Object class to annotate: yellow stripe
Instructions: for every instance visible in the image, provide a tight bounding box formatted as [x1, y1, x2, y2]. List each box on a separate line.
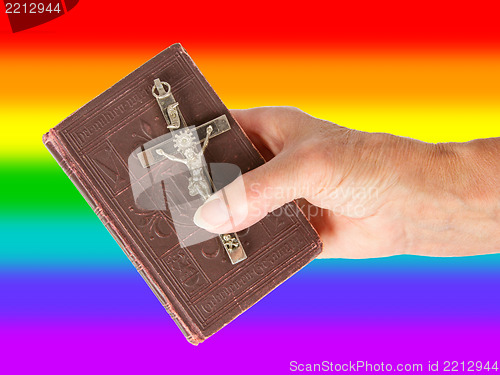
[2, 104, 498, 162]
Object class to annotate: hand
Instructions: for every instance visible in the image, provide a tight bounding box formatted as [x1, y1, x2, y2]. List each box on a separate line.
[193, 107, 500, 258]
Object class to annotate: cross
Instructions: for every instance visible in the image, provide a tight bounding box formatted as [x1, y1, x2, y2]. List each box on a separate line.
[137, 79, 247, 265]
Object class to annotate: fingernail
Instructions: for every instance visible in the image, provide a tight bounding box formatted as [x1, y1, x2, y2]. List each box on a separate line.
[193, 195, 230, 230]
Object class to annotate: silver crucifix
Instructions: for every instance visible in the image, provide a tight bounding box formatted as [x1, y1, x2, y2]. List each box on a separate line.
[156, 125, 214, 201]
[137, 79, 247, 265]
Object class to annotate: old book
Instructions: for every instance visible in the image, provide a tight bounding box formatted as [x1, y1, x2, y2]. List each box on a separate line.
[43, 43, 322, 344]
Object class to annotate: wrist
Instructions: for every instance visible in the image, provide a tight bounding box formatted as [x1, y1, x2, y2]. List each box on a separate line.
[398, 140, 500, 256]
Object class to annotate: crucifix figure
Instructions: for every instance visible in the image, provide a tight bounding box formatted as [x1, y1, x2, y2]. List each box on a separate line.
[137, 79, 247, 265]
[156, 126, 213, 201]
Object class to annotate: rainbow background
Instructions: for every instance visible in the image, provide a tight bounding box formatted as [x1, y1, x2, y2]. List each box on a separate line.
[1, 1, 499, 373]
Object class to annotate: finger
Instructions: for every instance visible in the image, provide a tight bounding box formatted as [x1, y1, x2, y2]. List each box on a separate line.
[234, 116, 276, 162]
[193, 150, 305, 233]
[231, 107, 307, 156]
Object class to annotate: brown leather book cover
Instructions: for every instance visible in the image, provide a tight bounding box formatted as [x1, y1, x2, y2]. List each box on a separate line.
[43, 43, 322, 344]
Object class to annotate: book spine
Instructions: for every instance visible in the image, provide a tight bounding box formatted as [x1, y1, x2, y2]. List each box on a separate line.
[42, 130, 204, 345]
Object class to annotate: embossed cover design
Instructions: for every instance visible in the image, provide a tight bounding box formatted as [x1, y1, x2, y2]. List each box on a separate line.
[43, 43, 322, 344]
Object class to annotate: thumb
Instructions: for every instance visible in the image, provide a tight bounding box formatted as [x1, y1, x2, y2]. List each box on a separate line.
[193, 152, 303, 234]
